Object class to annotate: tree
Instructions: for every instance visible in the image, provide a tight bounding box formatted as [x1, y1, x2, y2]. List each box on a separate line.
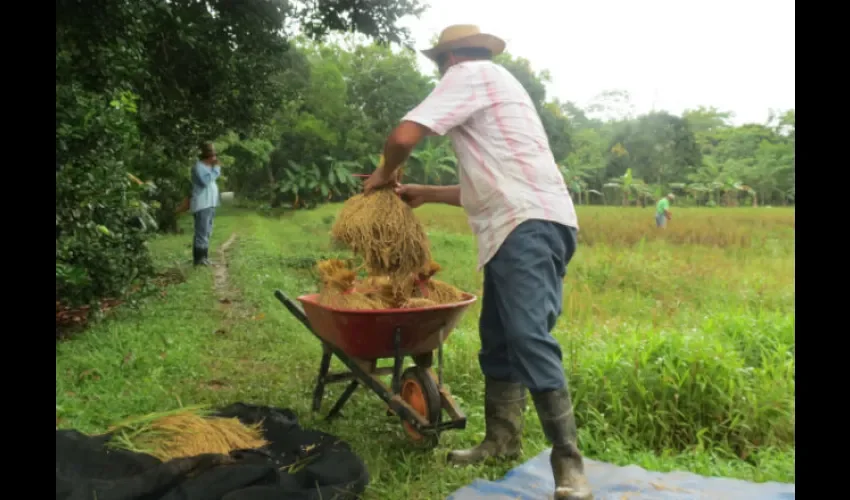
[683, 106, 735, 134]
[56, 86, 156, 307]
[605, 112, 702, 188]
[564, 128, 607, 202]
[558, 100, 603, 131]
[495, 53, 572, 161]
[262, 38, 435, 206]
[586, 90, 636, 122]
[695, 121, 794, 206]
[749, 140, 795, 206]
[295, 0, 426, 46]
[342, 40, 435, 154]
[56, 0, 426, 309]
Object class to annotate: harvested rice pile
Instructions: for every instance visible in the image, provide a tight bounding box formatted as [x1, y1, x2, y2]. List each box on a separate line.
[315, 259, 384, 310]
[411, 261, 466, 304]
[401, 297, 438, 309]
[316, 257, 464, 310]
[108, 406, 268, 461]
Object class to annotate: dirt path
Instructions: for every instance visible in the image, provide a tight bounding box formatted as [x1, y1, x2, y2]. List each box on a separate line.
[213, 233, 238, 301]
[206, 232, 243, 391]
[212, 232, 245, 337]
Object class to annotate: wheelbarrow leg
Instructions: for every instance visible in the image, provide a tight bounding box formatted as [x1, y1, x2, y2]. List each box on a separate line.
[392, 327, 403, 394]
[327, 380, 359, 420]
[312, 348, 332, 412]
[438, 327, 444, 387]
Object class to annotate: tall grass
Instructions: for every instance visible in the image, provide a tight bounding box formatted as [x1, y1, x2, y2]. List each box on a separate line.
[420, 206, 795, 249]
[417, 205, 795, 462]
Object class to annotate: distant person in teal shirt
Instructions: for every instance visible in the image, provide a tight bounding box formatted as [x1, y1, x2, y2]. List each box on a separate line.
[191, 143, 221, 266]
[656, 193, 674, 228]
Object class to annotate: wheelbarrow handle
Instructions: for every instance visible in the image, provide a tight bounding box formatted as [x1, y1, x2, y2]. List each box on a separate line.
[274, 289, 310, 329]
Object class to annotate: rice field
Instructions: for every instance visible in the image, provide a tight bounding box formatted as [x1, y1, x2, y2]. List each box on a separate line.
[55, 204, 795, 499]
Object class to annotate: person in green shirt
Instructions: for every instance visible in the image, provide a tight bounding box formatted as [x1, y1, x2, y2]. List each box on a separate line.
[656, 193, 674, 228]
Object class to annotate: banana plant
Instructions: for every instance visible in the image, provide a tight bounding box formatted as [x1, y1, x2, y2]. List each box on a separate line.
[720, 179, 754, 207]
[324, 156, 362, 200]
[687, 157, 728, 205]
[604, 168, 635, 206]
[631, 178, 655, 207]
[559, 165, 601, 205]
[279, 159, 359, 209]
[604, 169, 658, 206]
[409, 139, 457, 184]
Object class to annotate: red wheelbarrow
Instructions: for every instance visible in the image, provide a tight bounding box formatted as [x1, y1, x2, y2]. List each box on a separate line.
[274, 289, 476, 445]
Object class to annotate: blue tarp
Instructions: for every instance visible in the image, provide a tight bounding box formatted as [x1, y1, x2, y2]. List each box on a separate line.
[447, 449, 795, 499]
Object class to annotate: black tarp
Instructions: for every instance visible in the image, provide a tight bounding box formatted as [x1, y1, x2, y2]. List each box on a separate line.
[56, 403, 369, 500]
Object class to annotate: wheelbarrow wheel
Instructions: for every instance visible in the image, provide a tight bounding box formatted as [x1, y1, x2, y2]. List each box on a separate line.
[400, 366, 441, 447]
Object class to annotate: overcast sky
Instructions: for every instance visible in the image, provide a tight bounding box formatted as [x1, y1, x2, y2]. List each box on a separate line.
[399, 0, 795, 125]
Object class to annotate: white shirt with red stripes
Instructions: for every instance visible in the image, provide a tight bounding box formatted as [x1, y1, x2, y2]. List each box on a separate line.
[403, 60, 579, 270]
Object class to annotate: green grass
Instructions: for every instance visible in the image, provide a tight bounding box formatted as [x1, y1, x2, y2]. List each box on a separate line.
[56, 204, 795, 499]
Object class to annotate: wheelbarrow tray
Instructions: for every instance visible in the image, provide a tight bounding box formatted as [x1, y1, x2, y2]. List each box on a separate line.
[297, 293, 477, 360]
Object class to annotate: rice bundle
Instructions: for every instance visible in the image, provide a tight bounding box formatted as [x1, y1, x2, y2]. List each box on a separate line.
[322, 162, 467, 309]
[423, 279, 466, 304]
[412, 261, 466, 305]
[316, 259, 384, 310]
[401, 297, 438, 309]
[354, 275, 398, 308]
[357, 273, 421, 308]
[108, 406, 268, 461]
[330, 187, 431, 284]
[314, 258, 465, 310]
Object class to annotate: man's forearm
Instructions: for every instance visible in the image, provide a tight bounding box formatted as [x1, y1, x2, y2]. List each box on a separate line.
[425, 185, 461, 207]
[381, 121, 431, 178]
[381, 140, 411, 179]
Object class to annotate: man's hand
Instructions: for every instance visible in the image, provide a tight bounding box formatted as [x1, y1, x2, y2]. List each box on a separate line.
[363, 166, 396, 195]
[394, 184, 430, 208]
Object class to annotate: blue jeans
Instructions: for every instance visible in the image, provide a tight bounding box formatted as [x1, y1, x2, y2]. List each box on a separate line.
[478, 219, 577, 393]
[193, 207, 216, 250]
[656, 213, 666, 227]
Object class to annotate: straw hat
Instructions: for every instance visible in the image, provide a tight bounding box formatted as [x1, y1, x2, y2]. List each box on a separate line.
[421, 25, 506, 62]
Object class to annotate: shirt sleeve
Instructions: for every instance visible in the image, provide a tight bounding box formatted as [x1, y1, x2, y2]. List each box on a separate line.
[193, 162, 220, 187]
[402, 64, 485, 135]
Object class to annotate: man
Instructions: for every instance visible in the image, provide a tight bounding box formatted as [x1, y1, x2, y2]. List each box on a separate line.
[364, 25, 593, 500]
[656, 193, 674, 228]
[191, 142, 221, 266]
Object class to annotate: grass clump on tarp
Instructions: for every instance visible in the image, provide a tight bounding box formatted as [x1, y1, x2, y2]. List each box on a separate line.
[107, 406, 269, 461]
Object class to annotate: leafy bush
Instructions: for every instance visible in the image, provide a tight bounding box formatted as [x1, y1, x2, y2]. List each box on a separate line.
[56, 86, 156, 307]
[278, 158, 361, 208]
[128, 143, 191, 233]
[216, 133, 276, 203]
